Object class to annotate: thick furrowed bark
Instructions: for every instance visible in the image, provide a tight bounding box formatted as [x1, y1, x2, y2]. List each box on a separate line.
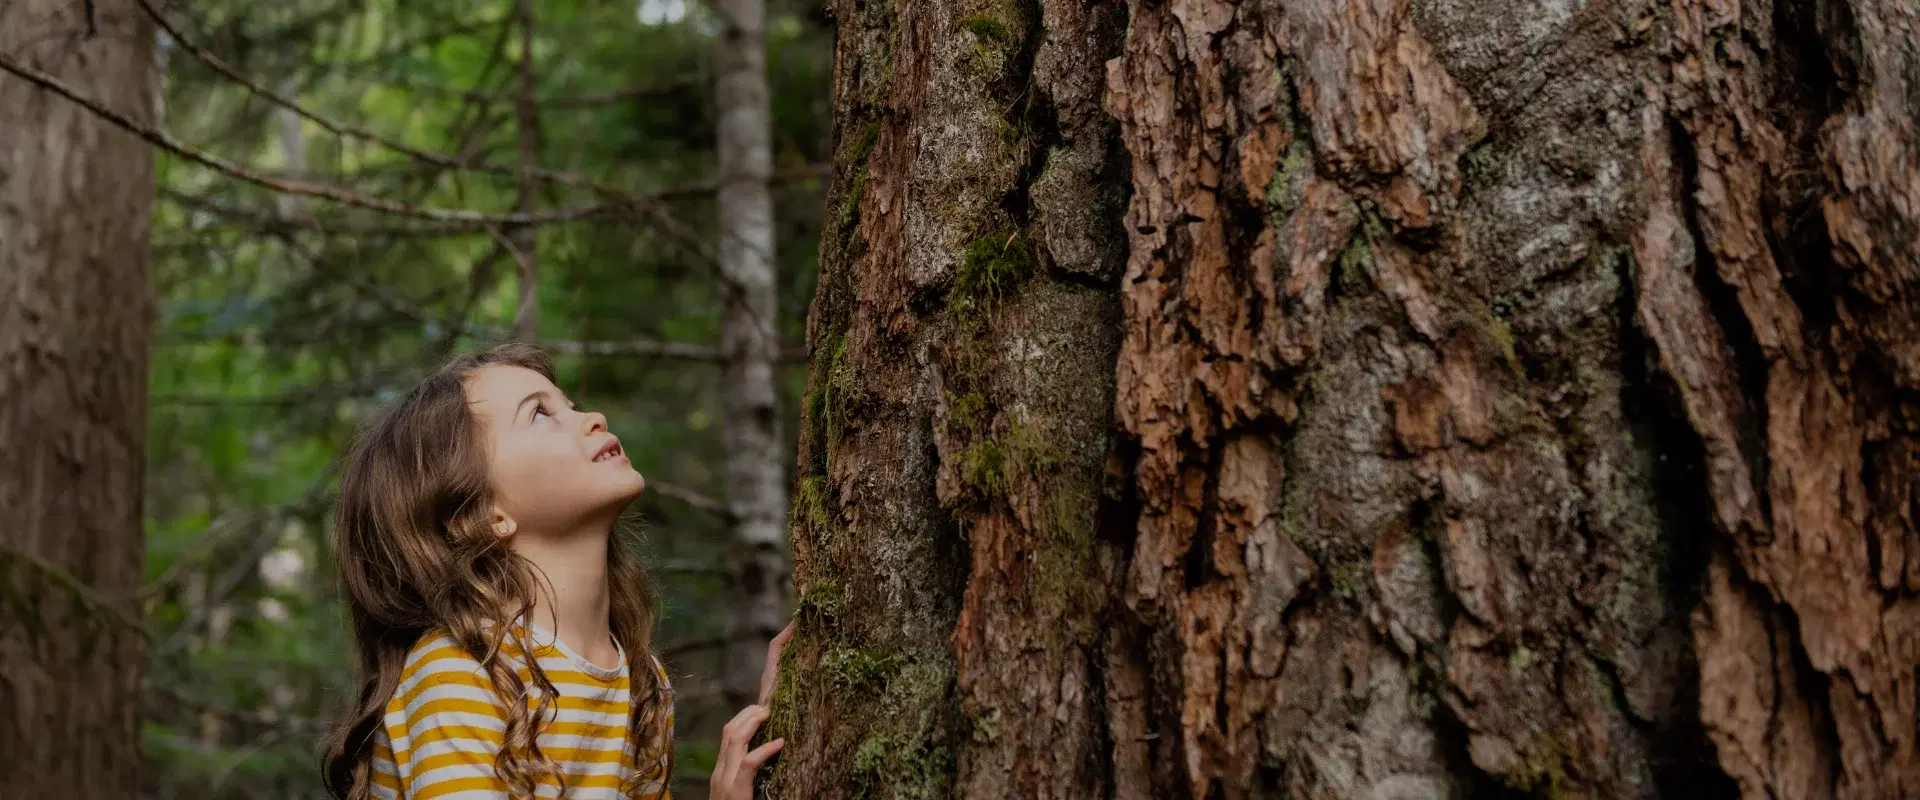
[774, 0, 1920, 795]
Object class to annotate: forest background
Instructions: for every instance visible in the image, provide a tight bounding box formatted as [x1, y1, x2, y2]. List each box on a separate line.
[4, 0, 830, 797]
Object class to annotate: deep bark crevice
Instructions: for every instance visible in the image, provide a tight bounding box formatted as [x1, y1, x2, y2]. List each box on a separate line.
[1664, 117, 1776, 540]
[1431, 685, 1536, 799]
[1616, 249, 1713, 616]
[1776, 594, 1849, 787]
[1764, 0, 1859, 344]
[1182, 443, 1226, 591]
[1615, 233, 1742, 798]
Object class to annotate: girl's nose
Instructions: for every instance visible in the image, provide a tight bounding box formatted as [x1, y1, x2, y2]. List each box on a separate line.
[583, 411, 608, 435]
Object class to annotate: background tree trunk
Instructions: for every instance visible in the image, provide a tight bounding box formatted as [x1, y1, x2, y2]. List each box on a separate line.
[769, 0, 1917, 796]
[0, 1, 158, 797]
[510, 0, 542, 341]
[717, 0, 793, 705]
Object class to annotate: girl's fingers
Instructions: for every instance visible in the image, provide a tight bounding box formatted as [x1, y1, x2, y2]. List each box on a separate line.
[726, 703, 769, 726]
[712, 707, 779, 800]
[741, 738, 786, 770]
[760, 623, 794, 704]
[724, 704, 770, 744]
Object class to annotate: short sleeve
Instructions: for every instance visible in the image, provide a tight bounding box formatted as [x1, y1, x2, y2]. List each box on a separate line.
[385, 642, 511, 799]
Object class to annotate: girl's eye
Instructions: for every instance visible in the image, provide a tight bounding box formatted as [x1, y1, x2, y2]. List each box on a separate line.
[533, 404, 553, 423]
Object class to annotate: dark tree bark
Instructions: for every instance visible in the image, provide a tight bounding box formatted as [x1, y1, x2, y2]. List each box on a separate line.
[768, 0, 1918, 795]
[0, 1, 157, 798]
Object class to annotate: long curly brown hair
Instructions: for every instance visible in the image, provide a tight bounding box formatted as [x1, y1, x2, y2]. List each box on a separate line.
[321, 342, 672, 799]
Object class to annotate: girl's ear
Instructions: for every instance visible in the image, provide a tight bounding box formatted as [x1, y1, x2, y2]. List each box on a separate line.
[491, 509, 518, 538]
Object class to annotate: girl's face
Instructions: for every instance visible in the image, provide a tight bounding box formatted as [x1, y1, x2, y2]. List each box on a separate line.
[465, 364, 646, 536]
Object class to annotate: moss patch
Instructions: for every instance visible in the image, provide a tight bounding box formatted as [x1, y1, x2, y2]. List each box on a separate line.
[824, 646, 900, 691]
[954, 420, 1056, 501]
[1462, 142, 1501, 185]
[957, 438, 1010, 498]
[805, 325, 847, 476]
[1263, 137, 1313, 218]
[996, 116, 1023, 146]
[849, 729, 953, 800]
[834, 121, 882, 253]
[838, 168, 871, 231]
[960, 15, 1011, 42]
[1502, 733, 1576, 798]
[853, 732, 891, 789]
[849, 121, 881, 164]
[1329, 561, 1367, 602]
[765, 643, 801, 739]
[958, 8, 1023, 73]
[1031, 480, 1100, 615]
[795, 476, 833, 535]
[796, 578, 842, 628]
[968, 708, 1002, 743]
[1329, 200, 1390, 299]
[840, 656, 958, 799]
[822, 336, 857, 443]
[1508, 643, 1534, 675]
[954, 227, 1034, 313]
[941, 391, 990, 441]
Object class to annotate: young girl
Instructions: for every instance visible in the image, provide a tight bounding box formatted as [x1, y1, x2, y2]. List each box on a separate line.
[321, 342, 789, 800]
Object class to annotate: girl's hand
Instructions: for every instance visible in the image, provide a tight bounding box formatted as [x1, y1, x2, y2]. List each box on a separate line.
[758, 621, 794, 704]
[711, 621, 795, 800]
[709, 705, 783, 800]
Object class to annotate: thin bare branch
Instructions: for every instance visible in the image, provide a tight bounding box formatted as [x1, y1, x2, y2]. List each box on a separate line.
[662, 637, 728, 658]
[651, 559, 730, 575]
[139, 1, 591, 193]
[548, 339, 726, 360]
[0, 547, 153, 641]
[0, 51, 608, 225]
[376, 75, 701, 109]
[159, 507, 305, 654]
[157, 165, 825, 238]
[133, 0, 731, 273]
[544, 339, 808, 362]
[646, 480, 732, 519]
[654, 163, 829, 200]
[160, 189, 524, 236]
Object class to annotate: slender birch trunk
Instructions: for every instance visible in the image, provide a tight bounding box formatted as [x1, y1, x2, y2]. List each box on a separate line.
[716, 0, 791, 706]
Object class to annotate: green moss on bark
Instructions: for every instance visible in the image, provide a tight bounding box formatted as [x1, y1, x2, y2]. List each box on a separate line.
[766, 643, 801, 739]
[954, 227, 1034, 318]
[824, 646, 900, 690]
[841, 656, 959, 800]
[804, 329, 846, 475]
[796, 576, 841, 628]
[953, 420, 1057, 501]
[850, 728, 953, 800]
[823, 336, 857, 443]
[941, 391, 990, 440]
[960, 15, 1010, 42]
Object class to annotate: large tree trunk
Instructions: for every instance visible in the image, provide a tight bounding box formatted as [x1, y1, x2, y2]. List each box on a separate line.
[717, 0, 793, 705]
[769, 0, 1919, 795]
[0, 1, 157, 797]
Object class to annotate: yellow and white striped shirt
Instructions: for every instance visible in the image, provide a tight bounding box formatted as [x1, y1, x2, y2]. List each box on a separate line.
[369, 626, 673, 800]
